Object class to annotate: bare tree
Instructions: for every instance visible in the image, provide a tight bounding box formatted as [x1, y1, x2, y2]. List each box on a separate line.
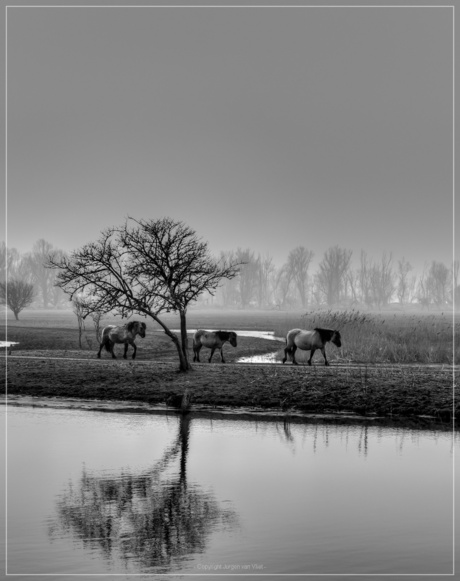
[286, 247, 314, 308]
[346, 270, 360, 305]
[368, 253, 395, 308]
[426, 261, 450, 306]
[256, 253, 275, 308]
[28, 239, 66, 308]
[273, 265, 294, 309]
[358, 251, 372, 307]
[0, 243, 18, 282]
[70, 293, 105, 348]
[72, 294, 92, 349]
[235, 248, 259, 308]
[48, 249, 68, 308]
[396, 257, 413, 305]
[0, 243, 31, 283]
[90, 310, 105, 343]
[216, 251, 239, 307]
[49, 217, 240, 371]
[417, 265, 431, 308]
[316, 246, 353, 306]
[0, 279, 35, 320]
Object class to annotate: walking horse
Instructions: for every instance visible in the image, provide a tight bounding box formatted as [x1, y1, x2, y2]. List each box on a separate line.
[97, 321, 146, 360]
[282, 328, 342, 366]
[192, 330, 238, 363]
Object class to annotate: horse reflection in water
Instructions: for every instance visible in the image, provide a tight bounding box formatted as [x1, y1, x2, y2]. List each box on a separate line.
[49, 414, 238, 572]
[282, 328, 342, 366]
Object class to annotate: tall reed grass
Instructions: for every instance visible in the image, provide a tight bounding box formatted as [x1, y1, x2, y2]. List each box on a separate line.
[271, 310, 456, 364]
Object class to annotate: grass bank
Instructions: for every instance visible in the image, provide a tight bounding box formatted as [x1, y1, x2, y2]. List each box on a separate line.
[3, 307, 457, 364]
[3, 354, 455, 429]
[2, 308, 456, 429]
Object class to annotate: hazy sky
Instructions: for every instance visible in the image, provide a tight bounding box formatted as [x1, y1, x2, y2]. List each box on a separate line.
[6, 4, 454, 272]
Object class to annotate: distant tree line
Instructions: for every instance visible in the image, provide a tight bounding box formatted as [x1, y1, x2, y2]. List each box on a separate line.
[0, 238, 457, 320]
[0, 239, 68, 318]
[209, 246, 457, 310]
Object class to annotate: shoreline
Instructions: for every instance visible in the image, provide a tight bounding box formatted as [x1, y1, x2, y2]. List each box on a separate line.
[3, 393, 454, 432]
[3, 350, 457, 431]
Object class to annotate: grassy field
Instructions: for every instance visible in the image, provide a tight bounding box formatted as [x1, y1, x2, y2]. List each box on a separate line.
[2, 307, 456, 427]
[1, 306, 457, 365]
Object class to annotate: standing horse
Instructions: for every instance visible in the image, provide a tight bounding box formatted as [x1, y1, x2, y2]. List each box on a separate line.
[193, 330, 238, 363]
[97, 321, 146, 360]
[282, 328, 342, 366]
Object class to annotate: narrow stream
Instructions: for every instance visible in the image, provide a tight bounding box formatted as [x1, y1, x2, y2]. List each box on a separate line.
[175, 329, 284, 363]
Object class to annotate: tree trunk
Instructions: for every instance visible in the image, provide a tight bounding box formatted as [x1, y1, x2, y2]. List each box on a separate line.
[150, 311, 192, 372]
[171, 335, 192, 372]
[179, 310, 190, 367]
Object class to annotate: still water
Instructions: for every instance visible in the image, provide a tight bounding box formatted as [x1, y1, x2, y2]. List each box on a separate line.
[1, 403, 456, 578]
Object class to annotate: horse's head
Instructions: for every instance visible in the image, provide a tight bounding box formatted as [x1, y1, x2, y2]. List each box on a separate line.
[128, 321, 146, 338]
[331, 330, 342, 348]
[229, 332, 238, 348]
[138, 322, 147, 338]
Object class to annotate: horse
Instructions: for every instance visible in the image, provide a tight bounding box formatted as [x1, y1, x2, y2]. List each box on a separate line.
[192, 330, 238, 363]
[282, 328, 342, 366]
[97, 321, 146, 360]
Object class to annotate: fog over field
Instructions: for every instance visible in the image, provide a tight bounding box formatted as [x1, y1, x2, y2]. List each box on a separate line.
[4, 4, 454, 278]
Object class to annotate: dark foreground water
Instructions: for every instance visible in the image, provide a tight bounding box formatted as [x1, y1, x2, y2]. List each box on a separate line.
[1, 402, 456, 579]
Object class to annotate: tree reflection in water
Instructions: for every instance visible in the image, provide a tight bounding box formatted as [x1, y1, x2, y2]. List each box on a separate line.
[49, 415, 238, 573]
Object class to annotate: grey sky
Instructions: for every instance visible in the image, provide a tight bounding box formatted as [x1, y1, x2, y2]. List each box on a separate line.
[6, 4, 454, 272]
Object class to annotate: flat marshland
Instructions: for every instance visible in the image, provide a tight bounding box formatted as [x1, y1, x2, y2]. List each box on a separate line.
[2, 308, 457, 428]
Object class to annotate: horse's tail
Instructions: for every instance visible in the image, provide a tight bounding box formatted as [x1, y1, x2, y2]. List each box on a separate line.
[100, 328, 112, 353]
[193, 330, 205, 350]
[285, 329, 300, 353]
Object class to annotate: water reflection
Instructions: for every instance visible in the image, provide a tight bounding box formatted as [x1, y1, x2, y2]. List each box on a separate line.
[5, 404, 456, 576]
[49, 415, 238, 573]
[237, 352, 278, 363]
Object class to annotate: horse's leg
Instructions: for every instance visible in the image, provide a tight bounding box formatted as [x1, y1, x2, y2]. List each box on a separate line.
[131, 341, 137, 360]
[308, 348, 316, 366]
[282, 343, 292, 364]
[282, 347, 287, 364]
[193, 344, 201, 362]
[110, 342, 117, 359]
[123, 342, 129, 360]
[321, 347, 329, 366]
[220, 347, 225, 363]
[209, 347, 216, 363]
[97, 341, 103, 359]
[291, 345, 298, 365]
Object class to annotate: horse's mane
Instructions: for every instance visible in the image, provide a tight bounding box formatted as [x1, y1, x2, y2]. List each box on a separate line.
[216, 331, 230, 340]
[127, 321, 145, 332]
[314, 328, 335, 342]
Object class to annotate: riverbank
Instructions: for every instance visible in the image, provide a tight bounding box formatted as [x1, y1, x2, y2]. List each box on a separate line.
[3, 351, 456, 430]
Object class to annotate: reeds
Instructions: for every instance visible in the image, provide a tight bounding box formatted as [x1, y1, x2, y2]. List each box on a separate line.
[271, 309, 456, 365]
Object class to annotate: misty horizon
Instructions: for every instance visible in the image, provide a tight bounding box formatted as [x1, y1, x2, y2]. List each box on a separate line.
[4, 232, 454, 276]
[5, 5, 454, 279]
